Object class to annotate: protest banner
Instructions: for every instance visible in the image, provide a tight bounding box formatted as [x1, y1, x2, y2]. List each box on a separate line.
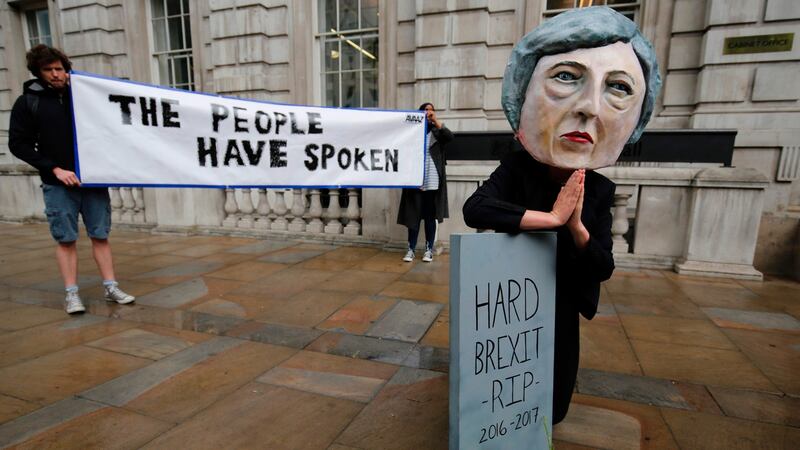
[449, 232, 556, 450]
[70, 71, 427, 188]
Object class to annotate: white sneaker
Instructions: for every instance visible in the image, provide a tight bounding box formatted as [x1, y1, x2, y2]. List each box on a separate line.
[422, 249, 433, 262]
[402, 249, 414, 262]
[105, 283, 136, 305]
[65, 290, 86, 314]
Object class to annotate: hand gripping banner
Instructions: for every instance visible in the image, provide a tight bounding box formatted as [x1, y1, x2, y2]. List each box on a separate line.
[70, 71, 427, 188]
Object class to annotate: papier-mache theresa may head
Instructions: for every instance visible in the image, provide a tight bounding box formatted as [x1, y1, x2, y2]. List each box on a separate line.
[502, 6, 661, 169]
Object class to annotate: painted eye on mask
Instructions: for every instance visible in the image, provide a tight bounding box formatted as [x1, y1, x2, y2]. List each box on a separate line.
[553, 71, 580, 82]
[607, 81, 633, 95]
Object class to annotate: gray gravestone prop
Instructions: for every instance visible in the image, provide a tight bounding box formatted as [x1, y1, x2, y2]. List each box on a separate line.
[449, 232, 556, 450]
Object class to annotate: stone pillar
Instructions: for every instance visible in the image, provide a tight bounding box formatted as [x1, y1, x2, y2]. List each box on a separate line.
[307, 189, 324, 233]
[255, 189, 271, 230]
[324, 190, 343, 234]
[132, 188, 145, 224]
[271, 190, 289, 231]
[222, 188, 239, 228]
[611, 186, 633, 255]
[343, 188, 361, 235]
[675, 168, 768, 280]
[288, 189, 306, 232]
[237, 189, 255, 228]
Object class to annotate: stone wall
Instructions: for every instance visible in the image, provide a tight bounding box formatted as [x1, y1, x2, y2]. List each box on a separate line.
[209, 0, 291, 102]
[655, 0, 800, 275]
[60, 0, 129, 78]
[394, 0, 522, 131]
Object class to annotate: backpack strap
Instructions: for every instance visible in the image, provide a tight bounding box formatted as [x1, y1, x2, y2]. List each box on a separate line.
[25, 93, 39, 116]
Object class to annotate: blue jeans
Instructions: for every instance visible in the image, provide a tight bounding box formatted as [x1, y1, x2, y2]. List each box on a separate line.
[407, 190, 437, 251]
[42, 184, 111, 243]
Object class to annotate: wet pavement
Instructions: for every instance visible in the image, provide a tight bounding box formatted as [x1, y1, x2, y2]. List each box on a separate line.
[0, 223, 797, 449]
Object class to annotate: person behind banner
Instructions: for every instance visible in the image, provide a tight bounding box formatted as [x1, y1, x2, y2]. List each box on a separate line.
[9, 45, 135, 314]
[463, 6, 661, 425]
[397, 103, 454, 263]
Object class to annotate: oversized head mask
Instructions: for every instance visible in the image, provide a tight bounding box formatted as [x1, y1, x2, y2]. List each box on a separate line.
[502, 6, 661, 170]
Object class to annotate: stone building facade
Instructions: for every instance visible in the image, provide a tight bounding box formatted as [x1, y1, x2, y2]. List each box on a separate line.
[0, 0, 798, 278]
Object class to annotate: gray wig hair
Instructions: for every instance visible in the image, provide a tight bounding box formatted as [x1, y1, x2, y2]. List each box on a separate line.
[502, 6, 661, 144]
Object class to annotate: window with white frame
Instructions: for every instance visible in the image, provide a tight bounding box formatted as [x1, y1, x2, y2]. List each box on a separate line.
[318, 0, 379, 108]
[150, 0, 194, 90]
[24, 8, 52, 48]
[544, 0, 640, 22]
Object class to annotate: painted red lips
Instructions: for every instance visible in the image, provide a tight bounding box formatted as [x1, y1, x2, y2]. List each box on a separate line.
[560, 131, 594, 144]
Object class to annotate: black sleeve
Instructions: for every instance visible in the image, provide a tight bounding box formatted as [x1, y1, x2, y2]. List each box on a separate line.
[578, 181, 615, 284]
[462, 157, 526, 233]
[433, 125, 454, 145]
[9, 95, 56, 173]
[571, 180, 615, 320]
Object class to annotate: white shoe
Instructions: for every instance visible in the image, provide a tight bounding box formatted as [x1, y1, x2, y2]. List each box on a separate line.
[402, 249, 414, 262]
[65, 290, 86, 314]
[422, 249, 433, 262]
[105, 283, 136, 305]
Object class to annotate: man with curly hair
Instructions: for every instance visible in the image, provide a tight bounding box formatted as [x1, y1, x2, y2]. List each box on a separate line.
[9, 44, 135, 314]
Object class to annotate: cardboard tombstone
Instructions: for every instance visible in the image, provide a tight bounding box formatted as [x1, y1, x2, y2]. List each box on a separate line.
[502, 6, 662, 169]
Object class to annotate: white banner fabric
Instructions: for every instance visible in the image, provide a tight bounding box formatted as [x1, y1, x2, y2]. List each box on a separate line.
[70, 71, 427, 188]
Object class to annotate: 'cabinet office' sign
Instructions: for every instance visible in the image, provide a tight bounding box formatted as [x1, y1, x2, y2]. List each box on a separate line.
[723, 33, 794, 55]
[449, 233, 556, 450]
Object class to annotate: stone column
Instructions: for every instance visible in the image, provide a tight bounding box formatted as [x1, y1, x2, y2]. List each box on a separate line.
[307, 189, 324, 233]
[611, 186, 633, 255]
[222, 188, 239, 228]
[675, 168, 768, 280]
[237, 189, 255, 228]
[324, 189, 343, 234]
[255, 188, 271, 230]
[288, 189, 306, 232]
[343, 188, 361, 235]
[132, 188, 145, 224]
[271, 190, 289, 231]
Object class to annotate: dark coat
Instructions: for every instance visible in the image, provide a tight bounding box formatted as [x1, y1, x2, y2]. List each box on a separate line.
[397, 125, 454, 227]
[462, 151, 615, 424]
[9, 79, 74, 186]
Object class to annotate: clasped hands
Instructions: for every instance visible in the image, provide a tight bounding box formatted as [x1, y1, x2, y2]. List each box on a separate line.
[519, 169, 590, 249]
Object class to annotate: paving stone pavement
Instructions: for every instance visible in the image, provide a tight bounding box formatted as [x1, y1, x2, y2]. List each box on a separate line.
[0, 223, 798, 449]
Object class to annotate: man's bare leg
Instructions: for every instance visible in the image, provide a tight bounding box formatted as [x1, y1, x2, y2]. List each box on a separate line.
[92, 237, 135, 304]
[90, 237, 116, 281]
[56, 241, 85, 313]
[55, 241, 78, 287]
